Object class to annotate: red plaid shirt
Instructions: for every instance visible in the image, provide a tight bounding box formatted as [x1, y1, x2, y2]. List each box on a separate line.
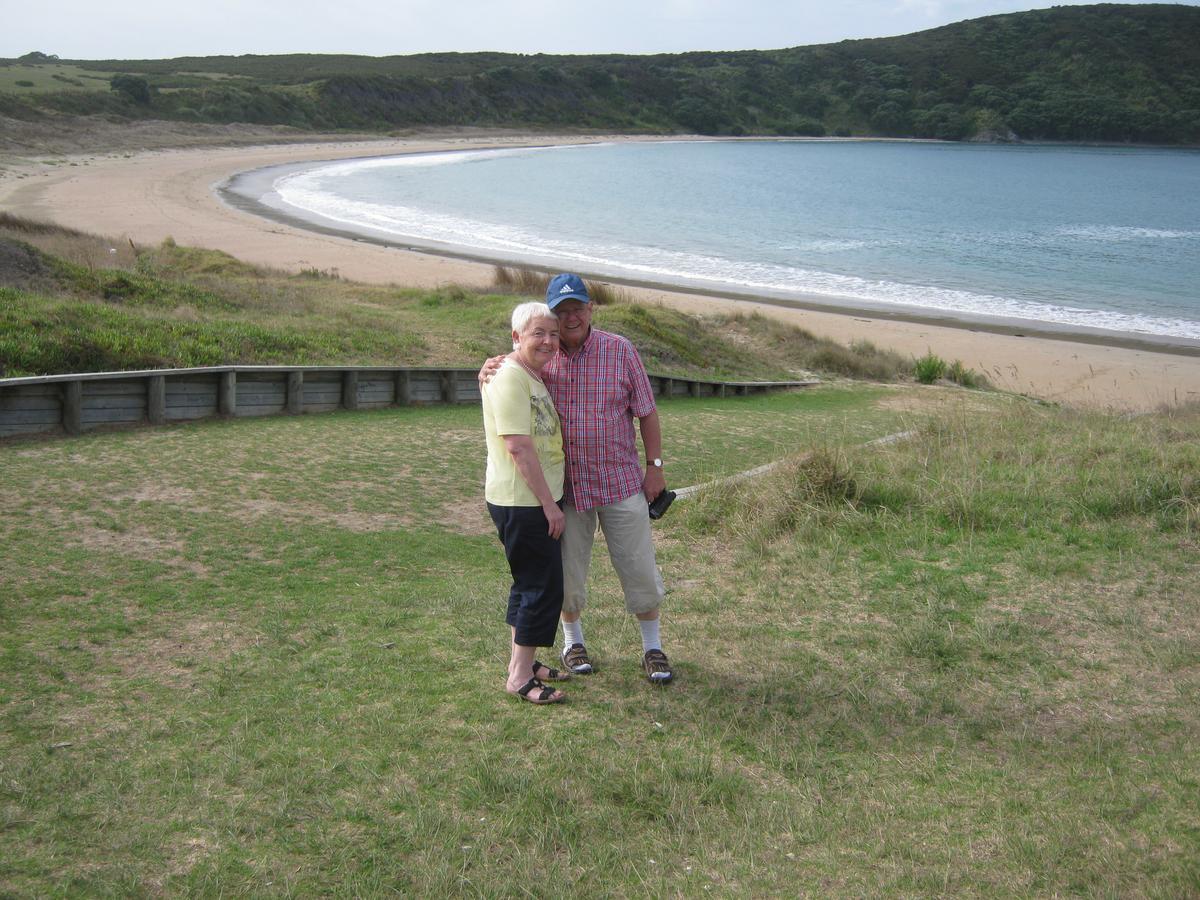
[543, 328, 657, 511]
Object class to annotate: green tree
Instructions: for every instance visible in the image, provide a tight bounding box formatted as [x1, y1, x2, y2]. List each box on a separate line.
[110, 74, 151, 105]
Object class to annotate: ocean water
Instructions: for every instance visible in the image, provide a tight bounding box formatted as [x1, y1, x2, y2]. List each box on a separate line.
[244, 140, 1200, 341]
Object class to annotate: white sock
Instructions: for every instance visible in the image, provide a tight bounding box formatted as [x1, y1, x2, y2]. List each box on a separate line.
[562, 619, 584, 649]
[639, 618, 662, 654]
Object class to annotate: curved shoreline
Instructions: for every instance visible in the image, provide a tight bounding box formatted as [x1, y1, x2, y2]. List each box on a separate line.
[221, 154, 1200, 359]
[3, 133, 1200, 410]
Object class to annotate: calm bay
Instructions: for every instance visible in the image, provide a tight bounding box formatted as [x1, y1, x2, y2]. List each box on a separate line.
[227, 140, 1200, 344]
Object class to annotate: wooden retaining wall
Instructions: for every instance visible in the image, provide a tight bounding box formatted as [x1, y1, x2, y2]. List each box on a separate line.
[0, 366, 816, 441]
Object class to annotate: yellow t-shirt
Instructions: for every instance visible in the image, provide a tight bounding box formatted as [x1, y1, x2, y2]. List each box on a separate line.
[482, 359, 565, 507]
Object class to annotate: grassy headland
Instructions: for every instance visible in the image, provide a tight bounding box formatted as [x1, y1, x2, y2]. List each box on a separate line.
[0, 214, 914, 383]
[4, 4, 1200, 147]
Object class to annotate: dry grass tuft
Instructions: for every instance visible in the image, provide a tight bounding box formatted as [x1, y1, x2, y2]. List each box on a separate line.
[492, 265, 629, 305]
[0, 211, 135, 270]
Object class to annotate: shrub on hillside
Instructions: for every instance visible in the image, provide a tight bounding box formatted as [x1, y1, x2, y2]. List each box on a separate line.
[914, 351, 947, 384]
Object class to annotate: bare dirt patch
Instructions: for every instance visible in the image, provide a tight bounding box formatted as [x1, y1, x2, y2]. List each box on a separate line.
[80, 617, 257, 693]
[47, 616, 258, 745]
[119, 484, 203, 506]
[75, 524, 210, 577]
[873, 385, 998, 414]
[154, 835, 221, 889]
[436, 499, 494, 536]
[234, 496, 414, 533]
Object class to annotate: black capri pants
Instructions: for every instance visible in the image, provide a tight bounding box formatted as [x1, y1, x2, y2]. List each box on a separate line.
[487, 502, 564, 648]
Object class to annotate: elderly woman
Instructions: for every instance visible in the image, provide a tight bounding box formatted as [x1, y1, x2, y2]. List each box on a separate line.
[482, 301, 570, 705]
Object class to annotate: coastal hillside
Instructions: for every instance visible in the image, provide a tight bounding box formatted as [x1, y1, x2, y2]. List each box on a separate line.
[2, 3, 1198, 144]
[0, 215, 913, 382]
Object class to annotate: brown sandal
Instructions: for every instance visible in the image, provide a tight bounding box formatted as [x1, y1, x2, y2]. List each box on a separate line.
[512, 676, 565, 705]
[533, 660, 571, 682]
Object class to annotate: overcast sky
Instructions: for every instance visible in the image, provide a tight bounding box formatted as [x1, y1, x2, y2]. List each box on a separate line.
[3, 0, 1197, 60]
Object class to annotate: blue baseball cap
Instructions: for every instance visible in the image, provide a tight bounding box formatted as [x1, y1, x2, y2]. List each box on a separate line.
[546, 273, 590, 309]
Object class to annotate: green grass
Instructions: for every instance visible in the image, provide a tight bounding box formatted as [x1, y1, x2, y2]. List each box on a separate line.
[0, 221, 914, 384]
[0, 64, 115, 93]
[2, 385, 1197, 895]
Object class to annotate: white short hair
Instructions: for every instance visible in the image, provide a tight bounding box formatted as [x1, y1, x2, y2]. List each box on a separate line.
[511, 301, 556, 335]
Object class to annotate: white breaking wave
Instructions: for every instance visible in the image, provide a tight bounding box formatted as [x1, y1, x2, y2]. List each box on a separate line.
[777, 239, 889, 253]
[1055, 224, 1199, 242]
[293, 143, 605, 178]
[271, 152, 1200, 342]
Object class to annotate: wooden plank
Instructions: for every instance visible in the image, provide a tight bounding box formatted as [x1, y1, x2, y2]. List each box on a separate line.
[287, 371, 304, 415]
[78, 396, 145, 411]
[395, 371, 411, 406]
[304, 390, 342, 406]
[63, 381, 81, 436]
[236, 374, 287, 385]
[165, 399, 218, 412]
[236, 375, 287, 413]
[83, 380, 144, 397]
[0, 421, 60, 437]
[342, 371, 359, 410]
[0, 392, 63, 412]
[82, 408, 144, 426]
[440, 371, 456, 403]
[167, 401, 218, 419]
[408, 373, 441, 403]
[304, 372, 342, 385]
[234, 405, 287, 418]
[219, 371, 237, 416]
[1, 383, 60, 399]
[0, 366, 233, 386]
[0, 409, 65, 425]
[234, 395, 287, 410]
[456, 379, 482, 403]
[360, 377, 394, 400]
[301, 373, 341, 401]
[148, 375, 166, 425]
[164, 377, 222, 396]
[167, 406, 215, 421]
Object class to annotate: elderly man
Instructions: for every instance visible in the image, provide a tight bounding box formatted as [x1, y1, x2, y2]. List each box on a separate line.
[483, 273, 672, 683]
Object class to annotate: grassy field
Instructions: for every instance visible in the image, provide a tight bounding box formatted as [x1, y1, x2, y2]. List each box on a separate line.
[2, 382, 1197, 895]
[0, 64, 115, 94]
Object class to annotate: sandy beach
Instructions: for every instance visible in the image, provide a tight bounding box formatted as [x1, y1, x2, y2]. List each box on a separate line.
[3, 133, 1198, 411]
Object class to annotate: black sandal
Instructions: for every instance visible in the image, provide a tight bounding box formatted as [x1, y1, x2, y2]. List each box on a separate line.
[512, 676, 565, 705]
[533, 660, 570, 682]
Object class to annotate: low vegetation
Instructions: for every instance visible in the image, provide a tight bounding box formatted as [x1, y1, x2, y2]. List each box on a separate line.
[0, 216, 915, 384]
[4, 5, 1199, 143]
[1, 380, 1196, 894]
[913, 351, 988, 388]
[913, 350, 947, 384]
[492, 265, 631, 306]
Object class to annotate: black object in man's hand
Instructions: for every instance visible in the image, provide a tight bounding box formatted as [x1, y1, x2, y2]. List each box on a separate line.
[648, 489, 676, 520]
